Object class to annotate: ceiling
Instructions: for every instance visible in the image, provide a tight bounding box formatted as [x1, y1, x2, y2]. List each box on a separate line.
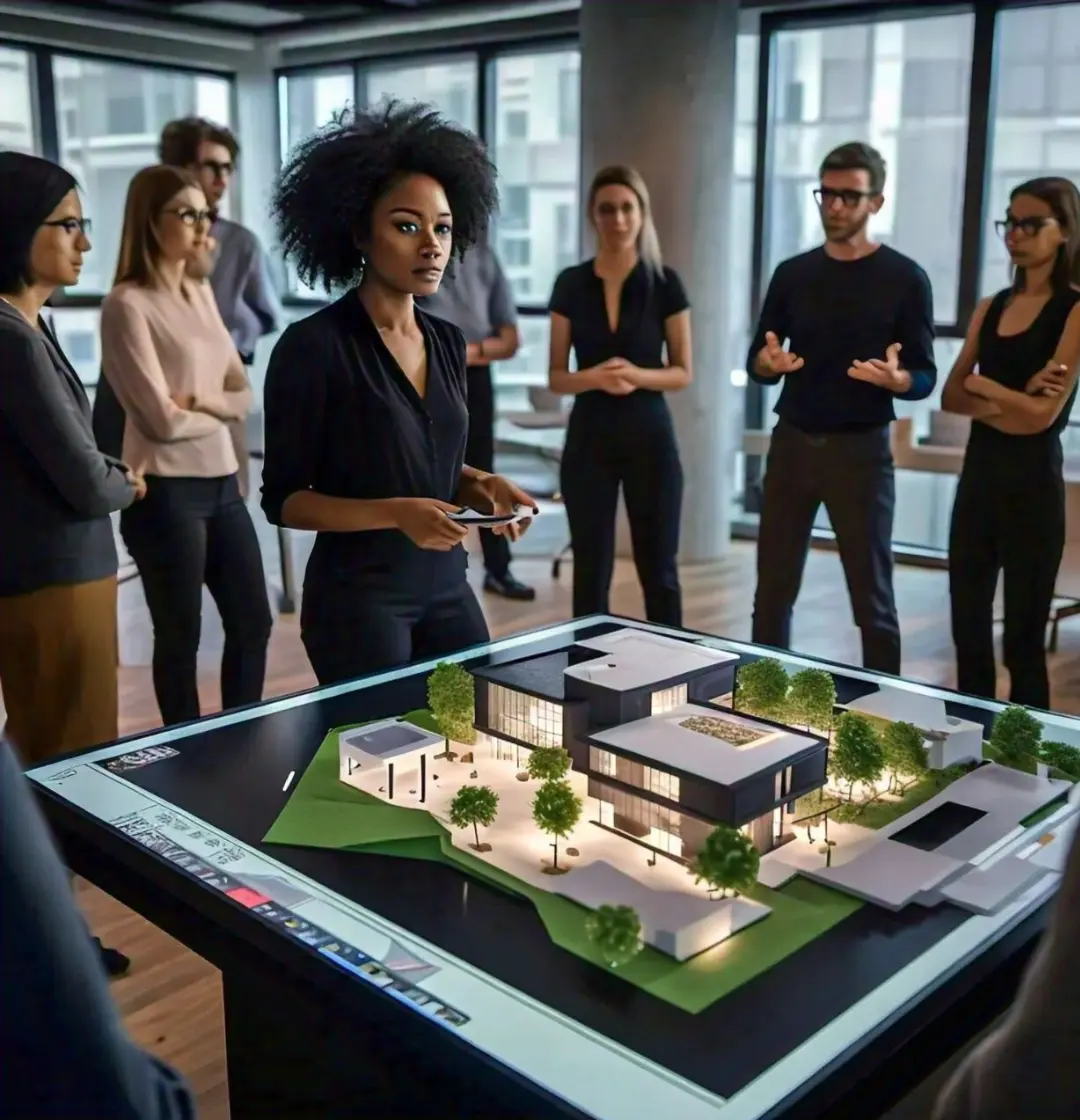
[29, 0, 505, 32]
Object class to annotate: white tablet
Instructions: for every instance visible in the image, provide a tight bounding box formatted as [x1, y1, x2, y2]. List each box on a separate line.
[445, 507, 537, 526]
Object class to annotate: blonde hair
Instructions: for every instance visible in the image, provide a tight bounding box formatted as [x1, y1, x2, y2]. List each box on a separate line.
[113, 164, 201, 287]
[587, 165, 663, 276]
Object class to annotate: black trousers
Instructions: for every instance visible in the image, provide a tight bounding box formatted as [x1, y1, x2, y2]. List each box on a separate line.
[949, 461, 1064, 709]
[560, 406, 683, 626]
[302, 580, 490, 686]
[753, 418, 900, 674]
[121, 474, 272, 726]
[465, 365, 511, 579]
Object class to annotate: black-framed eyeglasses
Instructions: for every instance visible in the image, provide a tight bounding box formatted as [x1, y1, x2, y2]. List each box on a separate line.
[163, 207, 218, 227]
[814, 187, 874, 208]
[995, 216, 1055, 238]
[42, 217, 92, 236]
[198, 159, 234, 179]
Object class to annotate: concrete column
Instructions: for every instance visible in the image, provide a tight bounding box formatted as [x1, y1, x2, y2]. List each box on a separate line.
[579, 0, 739, 562]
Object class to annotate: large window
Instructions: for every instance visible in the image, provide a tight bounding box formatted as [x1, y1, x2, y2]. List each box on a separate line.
[277, 69, 355, 299]
[490, 49, 580, 309]
[54, 56, 231, 295]
[278, 68, 353, 159]
[0, 47, 37, 153]
[488, 684, 562, 749]
[981, 4, 1080, 297]
[364, 57, 478, 132]
[763, 14, 974, 326]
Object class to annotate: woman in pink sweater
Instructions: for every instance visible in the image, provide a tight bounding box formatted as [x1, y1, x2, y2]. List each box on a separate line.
[101, 165, 271, 726]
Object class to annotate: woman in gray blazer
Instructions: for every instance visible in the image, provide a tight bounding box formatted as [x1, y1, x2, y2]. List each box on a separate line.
[0, 152, 141, 767]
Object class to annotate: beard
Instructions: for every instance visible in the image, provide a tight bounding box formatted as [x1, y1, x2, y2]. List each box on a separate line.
[823, 212, 869, 242]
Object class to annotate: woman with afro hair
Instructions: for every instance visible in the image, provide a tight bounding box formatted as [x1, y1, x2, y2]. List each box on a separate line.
[262, 101, 537, 684]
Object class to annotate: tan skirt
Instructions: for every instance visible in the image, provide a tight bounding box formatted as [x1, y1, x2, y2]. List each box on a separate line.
[0, 575, 119, 767]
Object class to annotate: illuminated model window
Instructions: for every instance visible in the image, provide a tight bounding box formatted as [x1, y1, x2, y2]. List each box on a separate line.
[488, 684, 563, 749]
[650, 684, 688, 715]
[588, 748, 680, 802]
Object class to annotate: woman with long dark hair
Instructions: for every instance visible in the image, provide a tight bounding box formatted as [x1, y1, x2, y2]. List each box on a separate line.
[942, 176, 1080, 708]
[101, 165, 271, 726]
[547, 166, 693, 626]
[262, 102, 536, 684]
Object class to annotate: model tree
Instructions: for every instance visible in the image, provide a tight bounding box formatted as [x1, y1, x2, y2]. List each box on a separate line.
[787, 668, 837, 734]
[690, 824, 760, 899]
[1040, 740, 1080, 779]
[990, 705, 1043, 768]
[427, 661, 477, 759]
[882, 720, 927, 793]
[735, 658, 789, 720]
[526, 745, 571, 783]
[585, 904, 643, 969]
[448, 785, 500, 852]
[830, 712, 885, 801]
[532, 780, 582, 874]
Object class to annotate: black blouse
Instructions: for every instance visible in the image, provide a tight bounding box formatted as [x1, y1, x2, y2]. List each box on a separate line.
[549, 258, 690, 417]
[969, 286, 1080, 474]
[261, 293, 470, 615]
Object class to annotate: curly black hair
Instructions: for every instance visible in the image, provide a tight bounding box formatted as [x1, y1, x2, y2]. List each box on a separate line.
[273, 99, 499, 291]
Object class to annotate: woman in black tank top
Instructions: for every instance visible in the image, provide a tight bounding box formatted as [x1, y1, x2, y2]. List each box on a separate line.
[941, 177, 1080, 709]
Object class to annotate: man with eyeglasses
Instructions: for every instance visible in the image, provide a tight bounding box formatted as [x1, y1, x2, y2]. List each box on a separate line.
[160, 116, 282, 494]
[747, 141, 937, 674]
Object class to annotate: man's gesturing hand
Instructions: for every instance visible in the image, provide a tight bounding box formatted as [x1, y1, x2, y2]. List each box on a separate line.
[757, 331, 804, 376]
[847, 342, 912, 393]
[390, 498, 470, 551]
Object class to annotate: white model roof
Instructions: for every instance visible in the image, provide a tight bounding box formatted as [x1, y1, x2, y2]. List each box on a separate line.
[338, 719, 443, 764]
[842, 686, 980, 734]
[589, 702, 821, 786]
[565, 629, 738, 693]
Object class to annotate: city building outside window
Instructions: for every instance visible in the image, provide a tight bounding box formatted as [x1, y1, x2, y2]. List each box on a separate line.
[0, 46, 36, 153]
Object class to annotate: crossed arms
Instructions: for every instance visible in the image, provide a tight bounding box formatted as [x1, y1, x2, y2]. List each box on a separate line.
[941, 296, 1080, 436]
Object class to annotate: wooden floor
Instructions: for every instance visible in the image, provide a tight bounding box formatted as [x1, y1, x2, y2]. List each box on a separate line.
[81, 542, 1080, 1119]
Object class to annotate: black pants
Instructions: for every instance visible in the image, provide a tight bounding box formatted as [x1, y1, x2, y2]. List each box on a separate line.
[560, 406, 683, 626]
[302, 581, 489, 686]
[753, 418, 900, 674]
[949, 462, 1064, 709]
[464, 365, 512, 579]
[121, 474, 272, 726]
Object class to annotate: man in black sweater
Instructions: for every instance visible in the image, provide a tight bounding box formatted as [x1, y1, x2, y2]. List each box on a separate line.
[747, 142, 937, 674]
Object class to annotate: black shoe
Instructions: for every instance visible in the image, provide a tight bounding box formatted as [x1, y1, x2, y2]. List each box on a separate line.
[93, 937, 131, 979]
[483, 572, 536, 601]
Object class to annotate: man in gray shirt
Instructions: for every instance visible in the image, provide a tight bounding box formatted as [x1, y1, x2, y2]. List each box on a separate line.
[420, 237, 533, 600]
[160, 117, 282, 493]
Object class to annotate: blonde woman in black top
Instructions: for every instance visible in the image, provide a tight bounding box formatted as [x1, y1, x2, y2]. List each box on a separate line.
[942, 176, 1080, 708]
[548, 165, 692, 625]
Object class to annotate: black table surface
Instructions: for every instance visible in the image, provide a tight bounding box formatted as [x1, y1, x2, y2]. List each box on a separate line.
[28, 616, 1069, 1120]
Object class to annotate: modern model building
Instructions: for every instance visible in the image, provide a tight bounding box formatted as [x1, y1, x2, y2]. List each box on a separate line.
[841, 686, 984, 770]
[472, 629, 829, 859]
[338, 719, 445, 803]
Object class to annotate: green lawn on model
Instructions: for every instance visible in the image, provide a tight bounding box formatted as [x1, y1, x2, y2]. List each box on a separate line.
[264, 713, 863, 1014]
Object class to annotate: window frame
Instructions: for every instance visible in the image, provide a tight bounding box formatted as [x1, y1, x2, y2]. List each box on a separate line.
[0, 36, 236, 307]
[742, 2, 998, 524]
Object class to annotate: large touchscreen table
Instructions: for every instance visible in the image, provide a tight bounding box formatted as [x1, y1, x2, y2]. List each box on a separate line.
[27, 617, 1080, 1120]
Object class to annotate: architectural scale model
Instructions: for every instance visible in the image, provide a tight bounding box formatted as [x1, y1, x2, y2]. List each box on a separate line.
[326, 625, 1080, 989]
